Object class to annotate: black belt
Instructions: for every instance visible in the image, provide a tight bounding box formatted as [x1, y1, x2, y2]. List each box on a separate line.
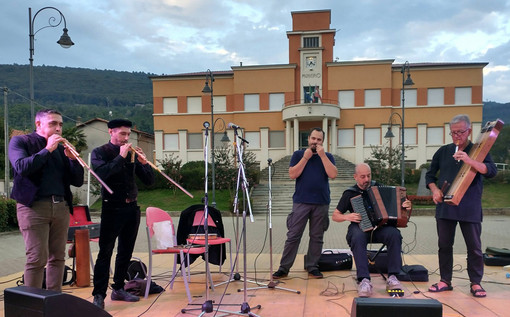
[39, 195, 65, 203]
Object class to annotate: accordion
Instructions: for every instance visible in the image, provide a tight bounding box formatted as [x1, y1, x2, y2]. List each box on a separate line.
[350, 186, 410, 232]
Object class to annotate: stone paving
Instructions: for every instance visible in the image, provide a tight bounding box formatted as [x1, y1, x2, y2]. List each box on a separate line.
[1, 212, 509, 278]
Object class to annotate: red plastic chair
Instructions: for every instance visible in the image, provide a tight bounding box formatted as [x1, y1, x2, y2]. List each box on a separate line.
[68, 205, 100, 271]
[145, 207, 206, 301]
[186, 209, 233, 276]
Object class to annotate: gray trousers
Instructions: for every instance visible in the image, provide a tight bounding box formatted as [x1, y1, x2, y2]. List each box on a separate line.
[278, 203, 329, 273]
[17, 200, 69, 292]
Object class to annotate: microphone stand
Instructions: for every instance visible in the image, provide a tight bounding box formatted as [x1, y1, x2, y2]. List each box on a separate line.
[184, 122, 258, 317]
[242, 159, 300, 294]
[229, 126, 262, 316]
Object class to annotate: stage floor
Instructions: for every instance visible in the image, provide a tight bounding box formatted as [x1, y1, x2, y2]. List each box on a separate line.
[1, 251, 509, 317]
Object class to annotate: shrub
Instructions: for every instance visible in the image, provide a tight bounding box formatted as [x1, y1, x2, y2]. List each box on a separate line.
[408, 195, 434, 205]
[0, 197, 17, 232]
[181, 161, 209, 190]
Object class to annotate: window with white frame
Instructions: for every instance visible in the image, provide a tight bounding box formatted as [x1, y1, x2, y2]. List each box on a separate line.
[269, 93, 284, 111]
[244, 94, 260, 111]
[187, 96, 202, 113]
[402, 89, 417, 106]
[163, 97, 178, 114]
[365, 89, 381, 107]
[428, 88, 444, 106]
[339, 90, 355, 108]
[404, 127, 417, 145]
[364, 128, 380, 145]
[164, 133, 178, 150]
[338, 129, 354, 146]
[245, 132, 260, 148]
[455, 87, 472, 105]
[427, 127, 444, 144]
[187, 133, 202, 149]
[214, 96, 227, 112]
[269, 131, 285, 148]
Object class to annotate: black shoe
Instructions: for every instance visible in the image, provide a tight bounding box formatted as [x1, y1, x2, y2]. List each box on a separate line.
[308, 269, 323, 279]
[272, 269, 288, 279]
[111, 288, 140, 302]
[93, 294, 105, 309]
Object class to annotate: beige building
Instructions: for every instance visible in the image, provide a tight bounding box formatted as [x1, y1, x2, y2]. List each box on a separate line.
[150, 10, 486, 170]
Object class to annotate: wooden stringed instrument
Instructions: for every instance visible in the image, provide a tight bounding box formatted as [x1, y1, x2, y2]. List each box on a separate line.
[444, 119, 504, 206]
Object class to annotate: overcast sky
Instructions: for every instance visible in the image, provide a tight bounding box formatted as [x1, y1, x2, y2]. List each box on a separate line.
[3, 0, 510, 103]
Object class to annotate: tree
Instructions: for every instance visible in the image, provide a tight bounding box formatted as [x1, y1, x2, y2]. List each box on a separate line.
[62, 126, 88, 153]
[367, 143, 405, 185]
[490, 125, 510, 164]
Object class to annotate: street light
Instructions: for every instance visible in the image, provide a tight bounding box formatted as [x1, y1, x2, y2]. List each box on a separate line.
[29, 7, 74, 128]
[384, 61, 414, 187]
[202, 70, 218, 207]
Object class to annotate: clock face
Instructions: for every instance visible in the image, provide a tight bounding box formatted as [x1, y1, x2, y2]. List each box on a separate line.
[306, 56, 317, 68]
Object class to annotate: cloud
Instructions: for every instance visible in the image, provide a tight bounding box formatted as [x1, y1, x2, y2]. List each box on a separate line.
[3, 0, 510, 102]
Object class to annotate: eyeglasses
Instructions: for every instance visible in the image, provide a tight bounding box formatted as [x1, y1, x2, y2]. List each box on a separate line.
[449, 129, 469, 136]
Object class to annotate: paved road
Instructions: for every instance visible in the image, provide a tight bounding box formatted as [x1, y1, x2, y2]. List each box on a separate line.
[1, 213, 509, 278]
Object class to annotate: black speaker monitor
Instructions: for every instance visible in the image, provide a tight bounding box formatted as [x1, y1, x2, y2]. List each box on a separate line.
[4, 286, 112, 317]
[351, 297, 442, 317]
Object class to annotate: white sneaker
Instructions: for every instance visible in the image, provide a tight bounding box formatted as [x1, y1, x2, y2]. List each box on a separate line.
[358, 278, 373, 297]
[386, 275, 402, 290]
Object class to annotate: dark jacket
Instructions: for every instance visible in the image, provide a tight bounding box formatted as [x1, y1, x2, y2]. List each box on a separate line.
[177, 204, 226, 266]
[8, 132, 84, 213]
[91, 142, 154, 202]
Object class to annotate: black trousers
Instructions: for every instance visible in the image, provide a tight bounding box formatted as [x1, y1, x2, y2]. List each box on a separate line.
[92, 202, 140, 297]
[436, 218, 483, 284]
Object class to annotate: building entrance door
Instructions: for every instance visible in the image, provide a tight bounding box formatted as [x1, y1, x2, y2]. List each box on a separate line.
[299, 132, 309, 149]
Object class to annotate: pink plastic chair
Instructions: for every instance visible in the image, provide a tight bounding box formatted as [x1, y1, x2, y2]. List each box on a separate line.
[145, 207, 206, 301]
[186, 210, 233, 276]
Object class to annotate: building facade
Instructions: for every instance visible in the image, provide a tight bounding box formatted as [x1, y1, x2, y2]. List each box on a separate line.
[151, 10, 486, 170]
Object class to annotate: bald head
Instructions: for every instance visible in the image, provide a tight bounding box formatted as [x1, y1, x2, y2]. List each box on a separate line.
[354, 163, 372, 190]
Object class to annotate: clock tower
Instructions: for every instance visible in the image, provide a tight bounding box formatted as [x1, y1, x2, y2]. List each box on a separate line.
[287, 10, 336, 104]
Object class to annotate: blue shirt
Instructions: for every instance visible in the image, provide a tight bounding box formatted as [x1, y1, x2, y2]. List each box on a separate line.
[290, 150, 335, 205]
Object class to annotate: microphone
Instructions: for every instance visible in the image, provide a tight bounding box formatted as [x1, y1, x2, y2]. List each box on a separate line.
[228, 122, 241, 129]
[203, 121, 210, 128]
[267, 158, 272, 164]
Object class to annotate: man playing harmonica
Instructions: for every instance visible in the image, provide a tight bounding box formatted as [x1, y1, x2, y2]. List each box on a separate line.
[332, 163, 412, 297]
[91, 119, 154, 309]
[426, 114, 497, 298]
[9, 109, 84, 291]
[273, 127, 337, 279]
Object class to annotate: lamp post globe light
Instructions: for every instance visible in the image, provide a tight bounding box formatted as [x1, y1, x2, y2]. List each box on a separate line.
[384, 61, 414, 187]
[29, 7, 74, 127]
[201, 70, 231, 207]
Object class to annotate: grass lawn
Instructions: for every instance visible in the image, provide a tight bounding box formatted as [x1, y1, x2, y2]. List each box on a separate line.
[91, 188, 234, 213]
[90, 183, 510, 213]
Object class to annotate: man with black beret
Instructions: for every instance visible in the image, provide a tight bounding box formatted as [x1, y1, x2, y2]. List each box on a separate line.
[91, 119, 155, 309]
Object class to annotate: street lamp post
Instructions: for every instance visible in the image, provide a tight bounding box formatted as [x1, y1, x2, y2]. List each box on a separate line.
[29, 7, 74, 128]
[202, 70, 216, 207]
[385, 61, 414, 187]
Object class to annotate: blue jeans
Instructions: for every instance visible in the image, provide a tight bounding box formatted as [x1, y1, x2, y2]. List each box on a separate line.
[17, 199, 70, 291]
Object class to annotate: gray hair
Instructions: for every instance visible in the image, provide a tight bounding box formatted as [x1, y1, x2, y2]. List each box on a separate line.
[450, 114, 471, 128]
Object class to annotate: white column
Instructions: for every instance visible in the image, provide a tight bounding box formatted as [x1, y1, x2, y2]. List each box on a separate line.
[178, 130, 188, 163]
[416, 123, 427, 168]
[293, 118, 299, 151]
[286, 120, 292, 155]
[330, 119, 337, 155]
[260, 127, 269, 170]
[322, 117, 328, 152]
[354, 125, 365, 164]
[154, 130, 163, 165]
